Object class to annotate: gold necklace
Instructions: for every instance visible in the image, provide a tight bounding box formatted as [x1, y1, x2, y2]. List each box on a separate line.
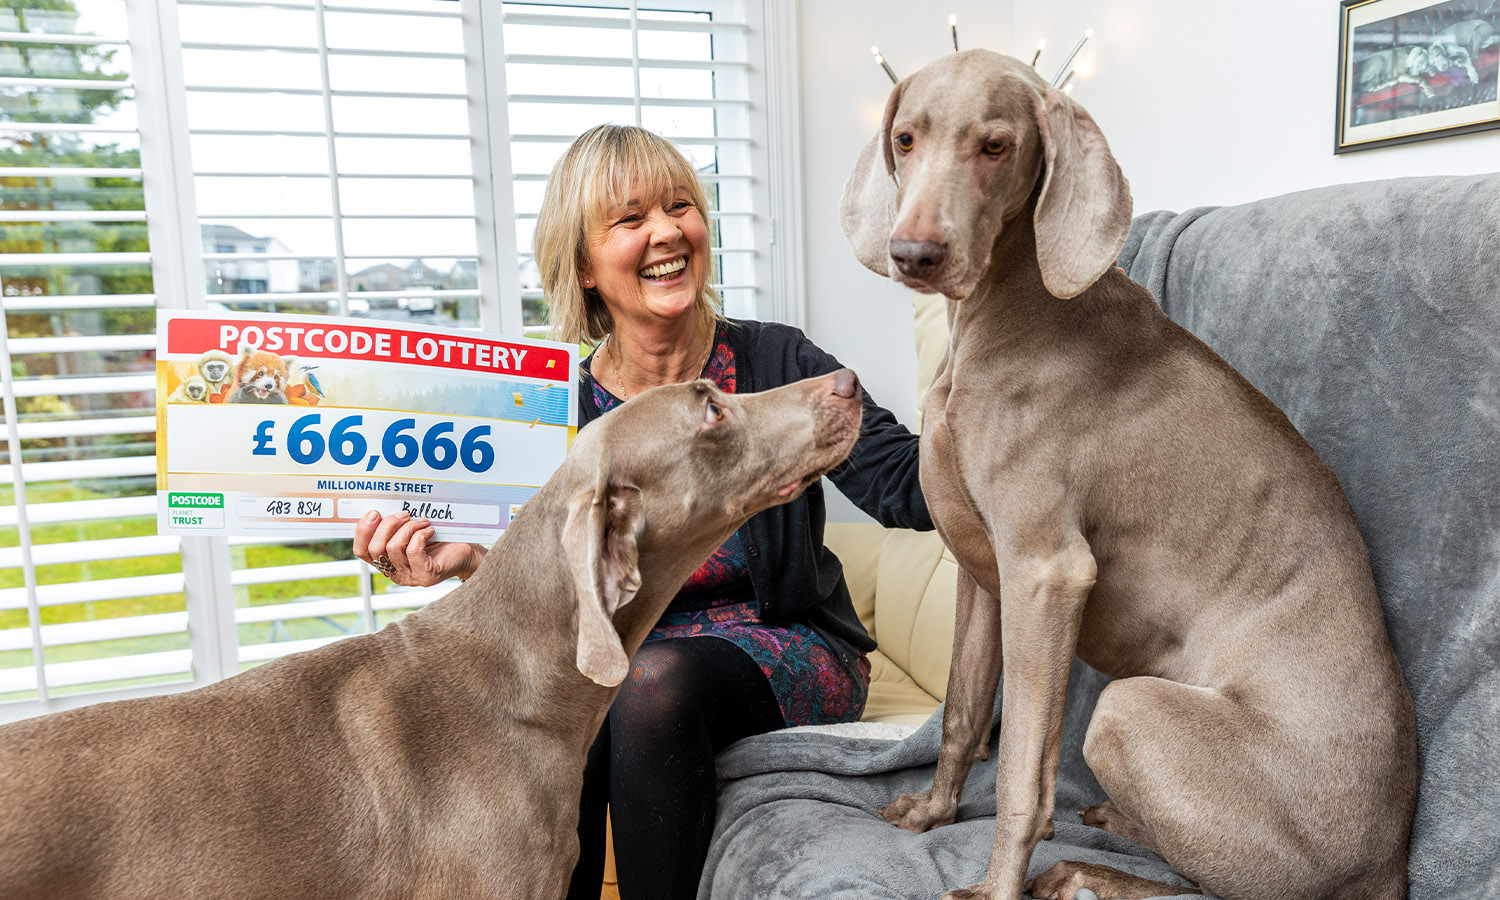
[606, 321, 716, 401]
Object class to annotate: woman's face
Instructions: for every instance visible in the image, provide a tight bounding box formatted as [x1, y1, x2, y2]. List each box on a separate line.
[583, 183, 711, 330]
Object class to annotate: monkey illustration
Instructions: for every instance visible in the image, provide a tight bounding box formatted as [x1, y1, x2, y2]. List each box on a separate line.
[227, 346, 298, 405]
[167, 374, 212, 404]
[196, 349, 234, 397]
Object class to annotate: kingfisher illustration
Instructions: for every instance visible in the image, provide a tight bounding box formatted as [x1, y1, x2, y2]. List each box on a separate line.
[300, 365, 325, 397]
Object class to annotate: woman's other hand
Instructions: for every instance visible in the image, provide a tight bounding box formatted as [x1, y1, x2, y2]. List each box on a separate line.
[352, 510, 485, 587]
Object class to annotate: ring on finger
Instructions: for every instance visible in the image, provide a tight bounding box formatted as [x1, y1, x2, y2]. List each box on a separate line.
[371, 554, 397, 576]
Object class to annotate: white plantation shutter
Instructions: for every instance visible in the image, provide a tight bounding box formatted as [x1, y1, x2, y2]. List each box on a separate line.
[177, 0, 485, 326]
[167, 0, 485, 675]
[0, 0, 790, 722]
[498, 0, 772, 324]
[0, 0, 196, 712]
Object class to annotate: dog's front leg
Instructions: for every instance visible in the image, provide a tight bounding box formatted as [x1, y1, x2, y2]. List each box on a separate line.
[946, 535, 1096, 900]
[883, 567, 1003, 832]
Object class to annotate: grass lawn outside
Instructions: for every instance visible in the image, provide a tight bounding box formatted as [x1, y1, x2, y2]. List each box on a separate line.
[2, 483, 434, 704]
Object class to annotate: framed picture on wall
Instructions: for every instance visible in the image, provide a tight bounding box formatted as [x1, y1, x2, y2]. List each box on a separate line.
[1336, 0, 1500, 153]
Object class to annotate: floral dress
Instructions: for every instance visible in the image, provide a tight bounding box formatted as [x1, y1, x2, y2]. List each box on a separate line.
[586, 324, 871, 727]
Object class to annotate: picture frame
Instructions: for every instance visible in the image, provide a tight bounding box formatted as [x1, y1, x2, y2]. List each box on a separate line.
[1336, 0, 1500, 153]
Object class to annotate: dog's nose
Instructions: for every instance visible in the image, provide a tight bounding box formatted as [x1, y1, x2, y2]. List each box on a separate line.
[889, 239, 948, 279]
[831, 368, 859, 399]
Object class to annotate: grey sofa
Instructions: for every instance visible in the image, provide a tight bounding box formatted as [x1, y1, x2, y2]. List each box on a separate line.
[697, 173, 1500, 900]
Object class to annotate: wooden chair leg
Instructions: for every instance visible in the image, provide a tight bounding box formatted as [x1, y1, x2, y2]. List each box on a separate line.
[602, 807, 618, 896]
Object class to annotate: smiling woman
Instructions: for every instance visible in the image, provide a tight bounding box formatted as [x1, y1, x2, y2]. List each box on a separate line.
[543, 124, 721, 401]
[536, 123, 722, 352]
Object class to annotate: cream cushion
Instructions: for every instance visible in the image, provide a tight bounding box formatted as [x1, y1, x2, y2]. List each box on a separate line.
[862, 652, 940, 727]
[825, 292, 956, 727]
[910, 292, 947, 430]
[825, 523, 956, 727]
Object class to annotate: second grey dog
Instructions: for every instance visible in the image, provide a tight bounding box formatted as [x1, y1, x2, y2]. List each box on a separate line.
[0, 370, 864, 900]
[840, 50, 1417, 900]
[1432, 18, 1497, 71]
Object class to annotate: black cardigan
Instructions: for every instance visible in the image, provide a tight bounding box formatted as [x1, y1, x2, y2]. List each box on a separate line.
[577, 318, 933, 661]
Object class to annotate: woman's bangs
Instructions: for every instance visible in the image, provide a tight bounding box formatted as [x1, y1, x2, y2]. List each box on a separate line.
[588, 135, 697, 226]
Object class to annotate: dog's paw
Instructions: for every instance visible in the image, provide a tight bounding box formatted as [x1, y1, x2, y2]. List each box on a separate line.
[1026, 862, 1095, 900]
[880, 789, 957, 833]
[1078, 801, 1114, 829]
[1026, 861, 1192, 900]
[940, 885, 1001, 900]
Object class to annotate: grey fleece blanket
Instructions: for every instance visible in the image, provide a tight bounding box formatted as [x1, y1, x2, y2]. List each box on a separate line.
[700, 665, 1201, 899]
[700, 173, 1500, 900]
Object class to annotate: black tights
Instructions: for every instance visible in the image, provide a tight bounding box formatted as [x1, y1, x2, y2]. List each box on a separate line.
[565, 636, 785, 900]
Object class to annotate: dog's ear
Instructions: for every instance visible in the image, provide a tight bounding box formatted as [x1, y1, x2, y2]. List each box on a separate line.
[562, 466, 644, 687]
[839, 81, 905, 276]
[1031, 88, 1132, 299]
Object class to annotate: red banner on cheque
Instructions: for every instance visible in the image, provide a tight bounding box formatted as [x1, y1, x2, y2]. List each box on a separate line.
[157, 309, 578, 543]
[166, 317, 569, 380]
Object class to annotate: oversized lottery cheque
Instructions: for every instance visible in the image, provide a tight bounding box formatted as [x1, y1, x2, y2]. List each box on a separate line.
[156, 310, 577, 542]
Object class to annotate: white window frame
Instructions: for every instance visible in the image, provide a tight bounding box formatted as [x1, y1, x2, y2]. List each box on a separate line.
[131, 0, 243, 692]
[757, 0, 805, 328]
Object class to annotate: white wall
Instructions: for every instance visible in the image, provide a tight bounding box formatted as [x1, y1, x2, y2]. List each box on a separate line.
[797, 0, 1499, 522]
[797, 0, 1014, 522]
[1011, 0, 1500, 214]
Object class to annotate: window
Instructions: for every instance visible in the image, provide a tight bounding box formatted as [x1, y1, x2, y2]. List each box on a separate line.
[178, 0, 483, 326]
[172, 0, 480, 677]
[1, 0, 190, 711]
[0, 0, 792, 722]
[497, 1, 771, 327]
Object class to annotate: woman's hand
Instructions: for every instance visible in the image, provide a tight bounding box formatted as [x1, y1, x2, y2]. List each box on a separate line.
[352, 510, 486, 587]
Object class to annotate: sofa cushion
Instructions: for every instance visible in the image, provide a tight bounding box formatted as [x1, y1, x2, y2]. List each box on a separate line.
[825, 291, 956, 725]
[911, 292, 947, 431]
[820, 521, 887, 638]
[861, 650, 940, 727]
[824, 523, 953, 724]
[871, 529, 956, 703]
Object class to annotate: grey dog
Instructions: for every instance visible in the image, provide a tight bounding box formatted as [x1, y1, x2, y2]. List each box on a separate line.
[841, 50, 1417, 900]
[0, 370, 863, 900]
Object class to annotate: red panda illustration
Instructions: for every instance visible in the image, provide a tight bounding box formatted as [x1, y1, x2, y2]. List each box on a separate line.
[227, 346, 298, 405]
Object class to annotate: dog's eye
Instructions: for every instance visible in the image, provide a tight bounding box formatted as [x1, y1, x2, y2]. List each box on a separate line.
[983, 138, 1010, 156]
[705, 400, 724, 424]
[894, 132, 914, 153]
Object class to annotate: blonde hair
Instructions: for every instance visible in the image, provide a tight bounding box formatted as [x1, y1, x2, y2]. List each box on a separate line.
[536, 124, 722, 344]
